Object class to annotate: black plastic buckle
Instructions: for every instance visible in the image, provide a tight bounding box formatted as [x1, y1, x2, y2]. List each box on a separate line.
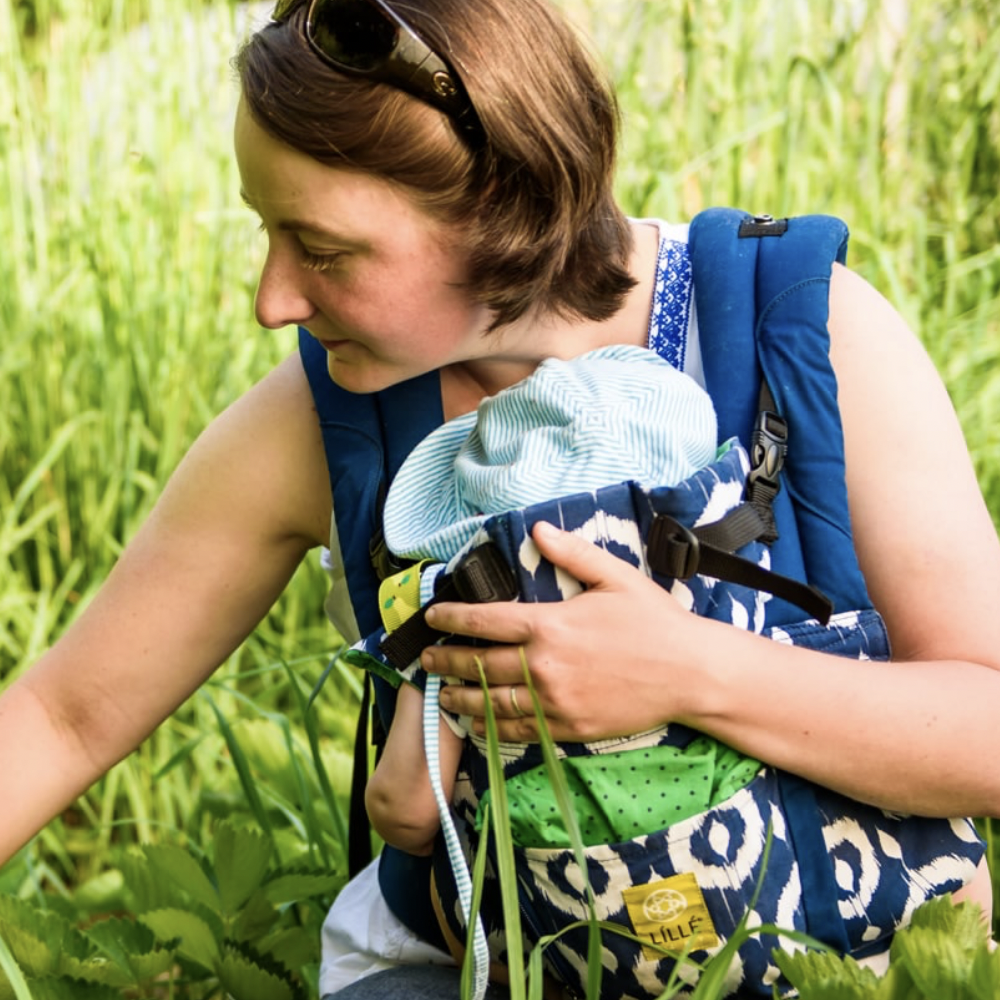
[738, 214, 789, 238]
[444, 542, 518, 604]
[747, 410, 788, 493]
[647, 515, 701, 580]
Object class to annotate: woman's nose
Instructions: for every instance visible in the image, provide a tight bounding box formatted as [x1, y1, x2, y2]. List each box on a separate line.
[254, 249, 315, 330]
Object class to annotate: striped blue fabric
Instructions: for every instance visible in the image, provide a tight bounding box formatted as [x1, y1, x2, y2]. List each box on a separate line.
[383, 345, 717, 562]
[422, 672, 490, 1000]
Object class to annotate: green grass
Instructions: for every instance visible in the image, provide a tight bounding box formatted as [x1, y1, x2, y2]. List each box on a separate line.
[1, 0, 998, 996]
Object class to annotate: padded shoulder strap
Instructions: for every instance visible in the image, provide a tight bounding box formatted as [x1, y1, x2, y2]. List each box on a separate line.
[688, 209, 870, 622]
[300, 331, 451, 914]
[298, 328, 443, 638]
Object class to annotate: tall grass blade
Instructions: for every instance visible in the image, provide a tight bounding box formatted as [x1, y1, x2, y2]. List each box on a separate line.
[476, 659, 526, 998]
[519, 653, 602, 997]
[202, 691, 275, 842]
[0, 926, 33, 1000]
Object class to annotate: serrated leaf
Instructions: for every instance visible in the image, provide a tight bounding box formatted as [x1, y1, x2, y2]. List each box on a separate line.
[83, 917, 177, 986]
[0, 925, 32, 1000]
[118, 848, 186, 912]
[0, 896, 91, 967]
[84, 916, 158, 962]
[905, 894, 988, 947]
[214, 823, 274, 915]
[230, 889, 280, 944]
[59, 952, 133, 988]
[139, 909, 220, 971]
[216, 946, 298, 1000]
[142, 844, 221, 915]
[258, 926, 317, 972]
[262, 870, 340, 906]
[25, 978, 124, 1000]
[0, 922, 58, 978]
[773, 947, 883, 999]
[892, 925, 979, 998]
[968, 942, 1000, 1000]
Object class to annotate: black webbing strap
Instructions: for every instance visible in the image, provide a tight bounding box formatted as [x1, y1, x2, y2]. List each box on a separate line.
[348, 674, 374, 877]
[647, 511, 832, 623]
[379, 542, 519, 671]
[745, 382, 787, 544]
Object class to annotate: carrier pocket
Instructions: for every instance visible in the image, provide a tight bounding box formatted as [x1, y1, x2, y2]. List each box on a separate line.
[508, 767, 984, 1000]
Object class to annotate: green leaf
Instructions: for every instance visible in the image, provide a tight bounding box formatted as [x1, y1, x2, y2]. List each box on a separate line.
[25, 979, 123, 1000]
[340, 648, 403, 689]
[230, 889, 281, 944]
[774, 948, 883, 999]
[520, 658, 603, 999]
[139, 909, 220, 971]
[904, 894, 988, 945]
[892, 925, 979, 999]
[0, 925, 33, 1000]
[261, 869, 341, 907]
[202, 692, 275, 837]
[478, 660, 525, 993]
[214, 822, 274, 915]
[142, 843, 221, 915]
[83, 917, 176, 987]
[216, 943, 301, 1000]
[0, 923, 57, 979]
[256, 926, 317, 972]
[117, 848, 185, 913]
[968, 943, 1000, 1000]
[0, 897, 91, 971]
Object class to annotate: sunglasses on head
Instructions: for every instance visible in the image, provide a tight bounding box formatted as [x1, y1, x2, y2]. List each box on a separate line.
[271, 0, 484, 144]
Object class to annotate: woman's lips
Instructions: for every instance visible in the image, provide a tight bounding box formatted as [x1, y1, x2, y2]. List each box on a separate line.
[317, 337, 350, 352]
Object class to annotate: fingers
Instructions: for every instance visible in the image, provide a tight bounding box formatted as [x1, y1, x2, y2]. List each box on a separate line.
[422, 641, 528, 685]
[529, 520, 637, 590]
[422, 521, 631, 647]
[441, 679, 541, 742]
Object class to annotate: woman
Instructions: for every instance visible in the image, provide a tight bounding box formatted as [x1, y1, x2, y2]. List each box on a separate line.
[0, 0, 997, 997]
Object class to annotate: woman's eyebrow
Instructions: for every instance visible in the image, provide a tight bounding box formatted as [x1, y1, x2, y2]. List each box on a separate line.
[239, 188, 362, 244]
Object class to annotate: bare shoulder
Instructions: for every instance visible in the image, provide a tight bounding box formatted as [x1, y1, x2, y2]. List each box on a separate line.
[827, 264, 1000, 666]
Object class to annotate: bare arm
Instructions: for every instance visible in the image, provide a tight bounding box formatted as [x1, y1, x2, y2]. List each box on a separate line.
[365, 681, 463, 856]
[421, 266, 1000, 819]
[0, 354, 333, 865]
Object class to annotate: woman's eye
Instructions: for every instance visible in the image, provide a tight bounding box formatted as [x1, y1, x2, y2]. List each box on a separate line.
[301, 248, 346, 273]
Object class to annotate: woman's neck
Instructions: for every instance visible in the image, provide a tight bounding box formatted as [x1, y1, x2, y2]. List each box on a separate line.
[441, 221, 660, 419]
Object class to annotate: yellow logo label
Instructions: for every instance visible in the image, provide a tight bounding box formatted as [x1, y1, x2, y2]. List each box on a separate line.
[622, 872, 719, 960]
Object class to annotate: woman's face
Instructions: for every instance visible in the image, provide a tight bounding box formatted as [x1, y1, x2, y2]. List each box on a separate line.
[234, 99, 491, 394]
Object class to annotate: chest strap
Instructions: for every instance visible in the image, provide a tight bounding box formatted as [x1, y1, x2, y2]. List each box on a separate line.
[378, 502, 831, 673]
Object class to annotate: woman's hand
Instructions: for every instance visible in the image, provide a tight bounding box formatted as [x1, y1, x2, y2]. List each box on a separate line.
[421, 520, 704, 743]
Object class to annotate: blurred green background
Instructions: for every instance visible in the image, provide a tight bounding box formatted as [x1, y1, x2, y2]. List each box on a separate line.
[1, 0, 997, 995]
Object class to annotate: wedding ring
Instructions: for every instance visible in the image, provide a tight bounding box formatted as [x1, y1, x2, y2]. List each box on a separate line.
[509, 685, 527, 718]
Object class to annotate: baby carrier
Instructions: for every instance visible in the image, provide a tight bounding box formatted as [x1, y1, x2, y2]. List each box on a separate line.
[300, 210, 985, 998]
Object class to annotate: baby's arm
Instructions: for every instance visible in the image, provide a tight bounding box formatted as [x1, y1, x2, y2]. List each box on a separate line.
[365, 679, 463, 856]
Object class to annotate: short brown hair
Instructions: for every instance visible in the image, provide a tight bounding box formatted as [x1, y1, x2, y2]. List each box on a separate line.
[234, 0, 635, 330]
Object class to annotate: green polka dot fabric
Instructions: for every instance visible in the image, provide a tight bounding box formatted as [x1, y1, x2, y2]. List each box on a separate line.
[477, 738, 761, 848]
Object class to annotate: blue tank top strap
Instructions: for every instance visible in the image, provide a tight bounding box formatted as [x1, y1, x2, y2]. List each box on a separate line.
[645, 230, 694, 372]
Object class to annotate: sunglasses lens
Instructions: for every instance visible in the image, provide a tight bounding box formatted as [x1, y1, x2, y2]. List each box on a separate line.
[310, 0, 399, 72]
